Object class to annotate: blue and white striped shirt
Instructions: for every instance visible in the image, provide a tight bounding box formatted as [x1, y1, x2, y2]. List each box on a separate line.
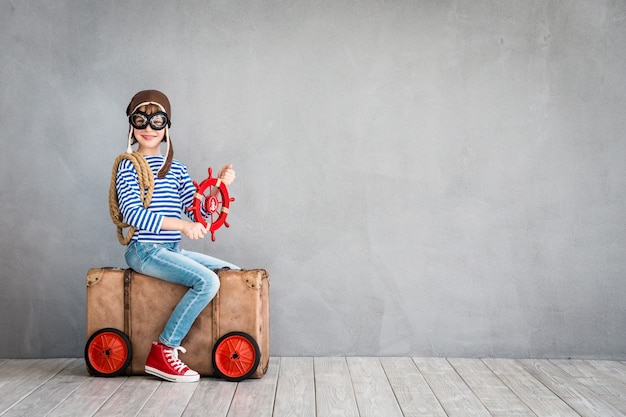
[116, 155, 197, 242]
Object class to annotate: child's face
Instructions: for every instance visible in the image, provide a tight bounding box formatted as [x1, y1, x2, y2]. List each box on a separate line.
[133, 124, 166, 156]
[130, 105, 167, 156]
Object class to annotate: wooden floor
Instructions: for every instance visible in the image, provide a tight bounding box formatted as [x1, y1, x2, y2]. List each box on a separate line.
[2, 357, 626, 416]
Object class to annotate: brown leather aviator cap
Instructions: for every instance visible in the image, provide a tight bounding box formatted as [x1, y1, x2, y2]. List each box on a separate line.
[126, 90, 171, 119]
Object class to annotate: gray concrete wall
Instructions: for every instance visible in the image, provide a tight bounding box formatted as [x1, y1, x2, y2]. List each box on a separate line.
[1, 0, 625, 359]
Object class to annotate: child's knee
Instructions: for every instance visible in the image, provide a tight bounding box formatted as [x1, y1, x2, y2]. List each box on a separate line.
[196, 270, 219, 295]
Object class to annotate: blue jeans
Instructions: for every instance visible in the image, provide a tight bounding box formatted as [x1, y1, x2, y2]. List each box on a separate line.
[125, 241, 240, 347]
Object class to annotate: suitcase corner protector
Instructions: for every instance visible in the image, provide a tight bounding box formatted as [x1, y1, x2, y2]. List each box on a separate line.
[86, 268, 109, 287]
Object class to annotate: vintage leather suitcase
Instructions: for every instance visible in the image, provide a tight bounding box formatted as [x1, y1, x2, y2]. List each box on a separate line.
[85, 267, 269, 380]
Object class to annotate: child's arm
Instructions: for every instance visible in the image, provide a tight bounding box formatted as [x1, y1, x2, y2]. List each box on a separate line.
[116, 161, 164, 235]
[161, 217, 208, 240]
[117, 160, 207, 240]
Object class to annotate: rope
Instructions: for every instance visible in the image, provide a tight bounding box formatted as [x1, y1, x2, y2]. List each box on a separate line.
[109, 152, 155, 245]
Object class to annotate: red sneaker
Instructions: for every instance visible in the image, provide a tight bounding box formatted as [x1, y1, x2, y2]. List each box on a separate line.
[145, 341, 200, 382]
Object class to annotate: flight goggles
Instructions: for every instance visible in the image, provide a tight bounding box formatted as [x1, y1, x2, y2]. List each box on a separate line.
[129, 111, 170, 130]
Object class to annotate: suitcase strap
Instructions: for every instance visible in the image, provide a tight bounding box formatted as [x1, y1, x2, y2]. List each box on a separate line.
[123, 269, 133, 338]
[212, 270, 220, 343]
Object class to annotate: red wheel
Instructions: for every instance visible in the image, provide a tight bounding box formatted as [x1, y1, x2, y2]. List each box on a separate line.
[85, 328, 131, 377]
[212, 332, 261, 382]
[187, 167, 235, 241]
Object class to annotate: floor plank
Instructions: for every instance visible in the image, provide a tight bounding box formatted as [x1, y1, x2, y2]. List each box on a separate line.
[483, 358, 581, 417]
[379, 357, 447, 417]
[47, 373, 127, 417]
[314, 357, 360, 417]
[0, 358, 74, 415]
[2, 357, 626, 416]
[448, 358, 535, 417]
[91, 377, 161, 417]
[137, 379, 199, 417]
[273, 357, 316, 417]
[413, 357, 492, 417]
[346, 357, 403, 417]
[520, 359, 624, 417]
[552, 360, 626, 415]
[588, 360, 626, 385]
[181, 378, 237, 417]
[225, 357, 279, 417]
[2, 359, 85, 417]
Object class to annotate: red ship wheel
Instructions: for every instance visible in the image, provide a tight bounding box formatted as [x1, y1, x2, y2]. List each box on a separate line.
[187, 167, 235, 241]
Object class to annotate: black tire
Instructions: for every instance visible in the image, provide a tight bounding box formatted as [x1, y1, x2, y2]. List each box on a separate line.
[212, 331, 261, 382]
[85, 328, 132, 377]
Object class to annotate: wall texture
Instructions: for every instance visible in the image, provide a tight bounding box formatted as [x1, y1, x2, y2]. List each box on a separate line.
[1, 0, 625, 359]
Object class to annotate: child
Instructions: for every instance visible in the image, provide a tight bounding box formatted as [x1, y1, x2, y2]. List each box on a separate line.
[115, 89, 239, 382]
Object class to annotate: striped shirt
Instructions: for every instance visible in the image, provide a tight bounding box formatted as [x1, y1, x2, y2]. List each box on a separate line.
[116, 155, 197, 242]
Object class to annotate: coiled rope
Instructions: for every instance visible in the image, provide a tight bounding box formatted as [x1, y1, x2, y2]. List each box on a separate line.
[109, 152, 154, 245]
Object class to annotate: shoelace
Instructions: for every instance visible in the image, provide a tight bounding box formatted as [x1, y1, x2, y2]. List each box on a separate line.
[164, 346, 189, 373]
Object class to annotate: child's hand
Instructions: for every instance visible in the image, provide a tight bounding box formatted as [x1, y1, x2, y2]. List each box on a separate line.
[218, 164, 236, 186]
[182, 221, 208, 240]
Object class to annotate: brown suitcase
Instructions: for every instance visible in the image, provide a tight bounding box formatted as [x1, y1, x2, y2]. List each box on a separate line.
[85, 267, 269, 381]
